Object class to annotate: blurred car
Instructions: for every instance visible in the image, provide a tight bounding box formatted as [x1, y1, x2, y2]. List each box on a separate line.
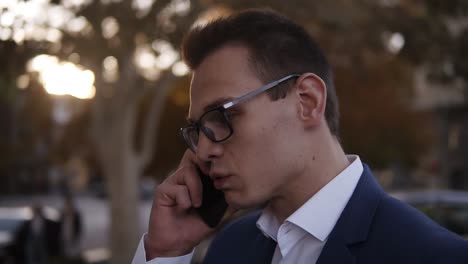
[0, 206, 62, 264]
[390, 190, 468, 238]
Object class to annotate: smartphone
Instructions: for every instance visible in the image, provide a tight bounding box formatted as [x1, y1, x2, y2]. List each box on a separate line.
[195, 167, 228, 228]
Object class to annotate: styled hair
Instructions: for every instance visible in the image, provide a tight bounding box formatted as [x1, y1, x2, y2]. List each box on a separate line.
[181, 9, 340, 135]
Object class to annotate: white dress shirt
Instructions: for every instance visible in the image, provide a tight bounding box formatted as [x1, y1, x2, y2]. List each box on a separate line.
[257, 155, 363, 263]
[132, 155, 363, 264]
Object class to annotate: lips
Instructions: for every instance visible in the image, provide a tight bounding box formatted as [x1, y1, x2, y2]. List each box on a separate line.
[210, 172, 231, 189]
[213, 176, 231, 189]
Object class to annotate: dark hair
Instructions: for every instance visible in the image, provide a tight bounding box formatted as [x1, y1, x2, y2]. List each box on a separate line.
[181, 9, 340, 136]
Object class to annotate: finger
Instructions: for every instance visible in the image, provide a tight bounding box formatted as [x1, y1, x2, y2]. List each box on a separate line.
[157, 184, 193, 210]
[180, 149, 209, 175]
[179, 149, 198, 168]
[181, 167, 203, 208]
[166, 165, 203, 208]
[172, 151, 205, 207]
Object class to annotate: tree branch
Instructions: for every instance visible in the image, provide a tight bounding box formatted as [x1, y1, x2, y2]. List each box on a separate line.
[137, 70, 176, 168]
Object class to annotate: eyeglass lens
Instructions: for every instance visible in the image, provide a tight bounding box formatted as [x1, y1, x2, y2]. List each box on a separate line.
[184, 109, 232, 151]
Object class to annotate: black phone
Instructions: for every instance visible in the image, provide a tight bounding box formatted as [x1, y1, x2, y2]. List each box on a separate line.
[195, 167, 228, 228]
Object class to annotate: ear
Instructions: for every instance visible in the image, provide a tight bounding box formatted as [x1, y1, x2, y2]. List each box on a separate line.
[294, 73, 327, 128]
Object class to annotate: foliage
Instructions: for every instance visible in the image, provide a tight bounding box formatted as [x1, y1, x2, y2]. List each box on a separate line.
[211, 0, 468, 168]
[1, 0, 205, 262]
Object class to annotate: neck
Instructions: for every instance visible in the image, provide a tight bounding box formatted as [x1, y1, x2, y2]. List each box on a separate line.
[267, 132, 350, 223]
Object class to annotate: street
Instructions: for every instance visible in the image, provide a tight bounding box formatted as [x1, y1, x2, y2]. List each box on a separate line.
[0, 194, 152, 253]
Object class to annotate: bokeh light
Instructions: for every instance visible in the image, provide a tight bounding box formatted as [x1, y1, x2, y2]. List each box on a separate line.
[27, 54, 96, 99]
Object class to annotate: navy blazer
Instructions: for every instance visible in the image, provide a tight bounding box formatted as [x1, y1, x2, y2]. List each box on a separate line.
[203, 164, 468, 264]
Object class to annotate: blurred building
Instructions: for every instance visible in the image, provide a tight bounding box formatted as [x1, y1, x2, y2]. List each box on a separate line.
[414, 66, 468, 190]
[436, 104, 468, 190]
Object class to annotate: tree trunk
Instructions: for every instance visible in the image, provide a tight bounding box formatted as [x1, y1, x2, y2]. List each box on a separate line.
[95, 109, 140, 264]
[90, 61, 177, 263]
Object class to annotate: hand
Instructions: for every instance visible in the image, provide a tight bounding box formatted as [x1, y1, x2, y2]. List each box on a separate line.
[145, 150, 213, 259]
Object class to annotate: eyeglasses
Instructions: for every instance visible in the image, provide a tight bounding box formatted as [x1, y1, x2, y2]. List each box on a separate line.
[180, 74, 301, 152]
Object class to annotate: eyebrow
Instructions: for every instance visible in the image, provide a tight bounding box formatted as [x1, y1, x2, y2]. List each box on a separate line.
[186, 96, 234, 123]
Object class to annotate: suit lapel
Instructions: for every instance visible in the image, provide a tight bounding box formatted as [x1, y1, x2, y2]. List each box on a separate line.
[316, 242, 356, 264]
[204, 211, 276, 264]
[316, 164, 383, 264]
[248, 233, 277, 264]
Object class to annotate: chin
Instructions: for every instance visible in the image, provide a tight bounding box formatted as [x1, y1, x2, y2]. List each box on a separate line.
[225, 191, 267, 210]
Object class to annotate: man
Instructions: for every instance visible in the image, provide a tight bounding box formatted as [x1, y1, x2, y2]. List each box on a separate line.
[23, 204, 61, 264]
[133, 9, 468, 264]
[60, 195, 83, 262]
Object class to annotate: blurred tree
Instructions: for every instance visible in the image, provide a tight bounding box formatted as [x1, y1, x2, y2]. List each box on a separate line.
[336, 59, 434, 168]
[213, 1, 468, 87]
[54, 1, 206, 263]
[141, 76, 191, 179]
[1, 0, 206, 263]
[0, 39, 52, 193]
[211, 0, 468, 169]
[0, 75, 16, 192]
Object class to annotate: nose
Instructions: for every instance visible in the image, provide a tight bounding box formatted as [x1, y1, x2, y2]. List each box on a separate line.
[196, 131, 223, 163]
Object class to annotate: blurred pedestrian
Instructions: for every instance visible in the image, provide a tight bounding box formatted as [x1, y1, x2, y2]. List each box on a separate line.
[60, 194, 83, 263]
[25, 204, 48, 264]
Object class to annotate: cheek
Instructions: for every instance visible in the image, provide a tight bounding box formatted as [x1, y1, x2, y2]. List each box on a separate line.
[222, 101, 298, 203]
[230, 110, 294, 171]
[227, 145, 286, 205]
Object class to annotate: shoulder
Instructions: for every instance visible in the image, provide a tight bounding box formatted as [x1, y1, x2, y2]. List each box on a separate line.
[376, 194, 455, 236]
[369, 193, 468, 260]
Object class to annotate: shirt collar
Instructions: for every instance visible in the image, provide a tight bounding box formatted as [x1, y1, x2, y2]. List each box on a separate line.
[257, 155, 363, 242]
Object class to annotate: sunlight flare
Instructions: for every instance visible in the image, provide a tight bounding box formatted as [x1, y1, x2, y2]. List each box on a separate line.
[27, 54, 96, 99]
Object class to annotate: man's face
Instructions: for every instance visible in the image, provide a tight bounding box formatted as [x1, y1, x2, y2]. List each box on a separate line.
[188, 44, 304, 209]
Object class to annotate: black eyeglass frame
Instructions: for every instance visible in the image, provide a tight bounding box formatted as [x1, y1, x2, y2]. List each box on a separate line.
[180, 73, 301, 152]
